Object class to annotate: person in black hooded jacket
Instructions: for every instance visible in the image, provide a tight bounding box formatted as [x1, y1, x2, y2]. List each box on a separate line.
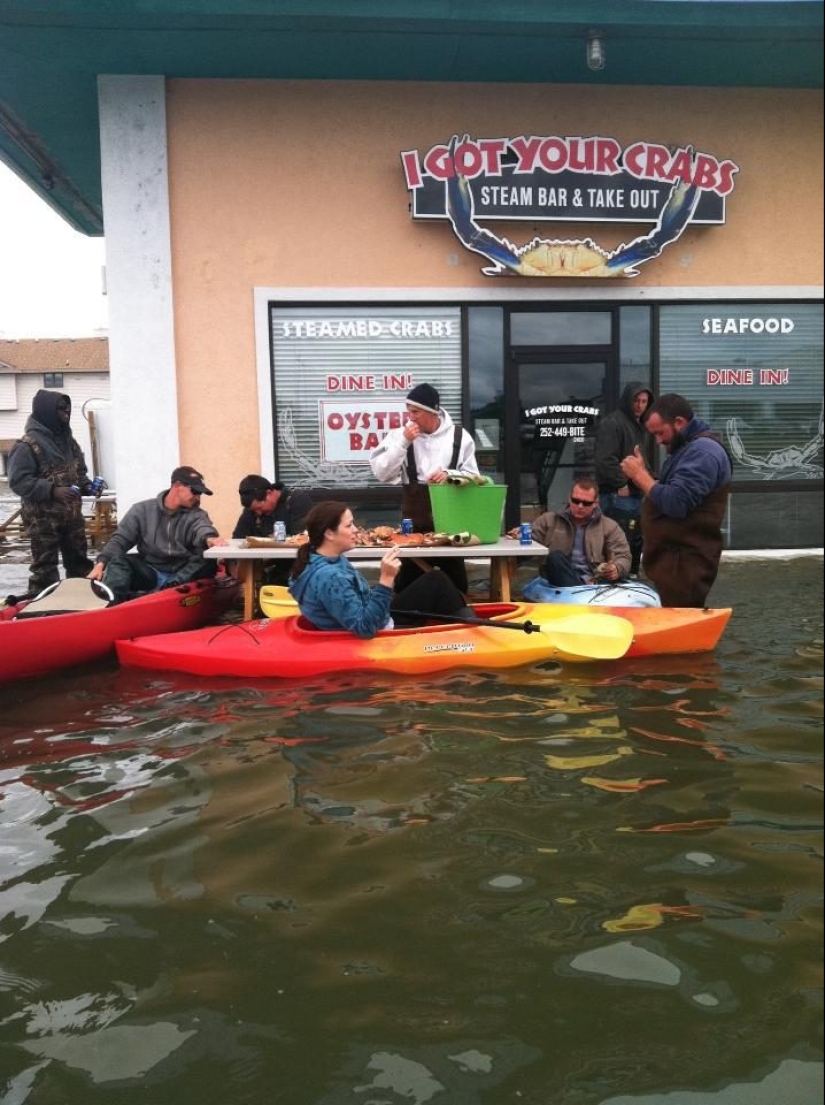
[594, 381, 654, 575]
[7, 389, 95, 595]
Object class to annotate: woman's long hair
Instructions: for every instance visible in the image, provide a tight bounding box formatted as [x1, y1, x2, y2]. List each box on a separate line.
[290, 500, 349, 579]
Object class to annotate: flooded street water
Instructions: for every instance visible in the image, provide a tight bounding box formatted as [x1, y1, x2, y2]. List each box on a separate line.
[0, 548, 822, 1104]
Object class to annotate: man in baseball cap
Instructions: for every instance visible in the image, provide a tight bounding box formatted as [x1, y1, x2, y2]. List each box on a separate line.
[88, 463, 226, 601]
[229, 474, 314, 594]
[233, 475, 313, 539]
[171, 466, 213, 495]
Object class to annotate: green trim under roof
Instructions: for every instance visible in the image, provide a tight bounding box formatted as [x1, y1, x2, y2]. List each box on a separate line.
[1, 1, 822, 235]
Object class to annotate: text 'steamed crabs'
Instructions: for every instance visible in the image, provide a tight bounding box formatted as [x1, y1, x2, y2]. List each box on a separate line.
[445, 135, 700, 278]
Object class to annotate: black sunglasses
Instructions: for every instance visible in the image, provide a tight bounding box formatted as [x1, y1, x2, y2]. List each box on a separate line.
[570, 496, 596, 506]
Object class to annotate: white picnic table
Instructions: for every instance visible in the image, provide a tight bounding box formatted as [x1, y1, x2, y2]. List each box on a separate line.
[205, 537, 545, 621]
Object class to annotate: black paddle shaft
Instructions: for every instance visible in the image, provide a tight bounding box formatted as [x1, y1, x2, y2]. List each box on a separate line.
[392, 610, 540, 634]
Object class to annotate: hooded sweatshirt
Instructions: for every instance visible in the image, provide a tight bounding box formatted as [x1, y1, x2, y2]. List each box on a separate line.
[641, 416, 732, 606]
[95, 491, 218, 581]
[8, 390, 91, 503]
[646, 416, 732, 520]
[594, 381, 654, 494]
[369, 408, 479, 485]
[288, 553, 393, 637]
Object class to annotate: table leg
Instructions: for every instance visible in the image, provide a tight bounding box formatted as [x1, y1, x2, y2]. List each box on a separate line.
[489, 559, 512, 602]
[238, 562, 257, 621]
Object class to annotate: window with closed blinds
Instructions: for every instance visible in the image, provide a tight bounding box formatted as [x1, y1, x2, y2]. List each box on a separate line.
[659, 304, 823, 482]
[270, 306, 462, 487]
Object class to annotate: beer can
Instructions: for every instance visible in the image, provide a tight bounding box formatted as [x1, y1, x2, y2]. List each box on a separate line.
[400, 518, 413, 535]
[274, 521, 287, 543]
[69, 485, 81, 498]
[90, 476, 106, 497]
[519, 522, 533, 546]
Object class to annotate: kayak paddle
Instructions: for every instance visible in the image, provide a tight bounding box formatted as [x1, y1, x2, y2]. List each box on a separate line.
[258, 587, 633, 660]
[392, 609, 634, 660]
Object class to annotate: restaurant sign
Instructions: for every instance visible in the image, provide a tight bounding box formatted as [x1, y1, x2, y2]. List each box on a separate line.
[401, 134, 739, 278]
[525, 403, 601, 443]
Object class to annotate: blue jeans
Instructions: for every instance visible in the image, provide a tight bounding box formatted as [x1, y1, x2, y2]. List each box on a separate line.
[599, 490, 642, 517]
[102, 554, 214, 602]
[540, 551, 586, 587]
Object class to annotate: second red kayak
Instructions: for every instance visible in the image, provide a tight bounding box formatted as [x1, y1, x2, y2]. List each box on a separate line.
[1, 576, 240, 684]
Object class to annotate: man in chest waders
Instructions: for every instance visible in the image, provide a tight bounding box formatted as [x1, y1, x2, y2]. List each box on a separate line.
[7, 390, 95, 598]
[370, 383, 480, 594]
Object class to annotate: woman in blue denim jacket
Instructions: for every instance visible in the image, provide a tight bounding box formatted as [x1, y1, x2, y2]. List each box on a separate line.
[288, 501, 468, 638]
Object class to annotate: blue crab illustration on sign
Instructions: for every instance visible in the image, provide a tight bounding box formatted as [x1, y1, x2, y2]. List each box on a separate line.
[445, 136, 701, 278]
[726, 401, 824, 480]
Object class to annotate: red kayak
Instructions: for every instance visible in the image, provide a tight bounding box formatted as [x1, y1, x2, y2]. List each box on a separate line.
[0, 576, 239, 684]
[115, 601, 731, 679]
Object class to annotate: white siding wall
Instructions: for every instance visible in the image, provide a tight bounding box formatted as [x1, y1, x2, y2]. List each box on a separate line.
[0, 372, 110, 474]
[0, 373, 16, 411]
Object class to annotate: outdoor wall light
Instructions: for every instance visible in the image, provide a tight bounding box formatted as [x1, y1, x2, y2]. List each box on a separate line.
[586, 30, 606, 72]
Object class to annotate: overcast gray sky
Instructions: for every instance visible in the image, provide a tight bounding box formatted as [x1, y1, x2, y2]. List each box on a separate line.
[0, 161, 108, 340]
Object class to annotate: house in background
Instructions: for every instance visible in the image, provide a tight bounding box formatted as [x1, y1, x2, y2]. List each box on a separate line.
[0, 337, 110, 481]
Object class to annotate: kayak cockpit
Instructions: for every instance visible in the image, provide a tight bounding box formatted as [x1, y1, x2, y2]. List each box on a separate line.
[286, 602, 528, 637]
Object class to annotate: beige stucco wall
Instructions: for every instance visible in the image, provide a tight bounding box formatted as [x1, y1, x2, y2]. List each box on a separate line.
[166, 80, 823, 532]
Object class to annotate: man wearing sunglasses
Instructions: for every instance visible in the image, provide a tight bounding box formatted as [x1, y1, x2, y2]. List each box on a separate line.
[531, 477, 631, 586]
[88, 466, 228, 602]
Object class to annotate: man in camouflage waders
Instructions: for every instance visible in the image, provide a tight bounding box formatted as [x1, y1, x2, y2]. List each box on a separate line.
[8, 390, 95, 596]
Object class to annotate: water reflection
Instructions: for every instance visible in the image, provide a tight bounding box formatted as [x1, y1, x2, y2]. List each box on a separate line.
[0, 559, 822, 1103]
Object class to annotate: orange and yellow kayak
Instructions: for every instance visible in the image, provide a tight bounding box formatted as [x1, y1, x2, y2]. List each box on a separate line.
[115, 601, 731, 678]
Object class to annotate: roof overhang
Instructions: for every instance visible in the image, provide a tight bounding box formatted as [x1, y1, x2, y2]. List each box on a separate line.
[1, 0, 822, 235]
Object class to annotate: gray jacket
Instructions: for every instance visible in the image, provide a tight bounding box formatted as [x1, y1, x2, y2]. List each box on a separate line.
[96, 491, 218, 581]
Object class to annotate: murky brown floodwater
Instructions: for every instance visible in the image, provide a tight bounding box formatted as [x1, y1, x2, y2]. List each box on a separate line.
[0, 556, 822, 1104]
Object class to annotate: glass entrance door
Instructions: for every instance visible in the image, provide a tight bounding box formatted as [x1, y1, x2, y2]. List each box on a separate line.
[506, 357, 609, 524]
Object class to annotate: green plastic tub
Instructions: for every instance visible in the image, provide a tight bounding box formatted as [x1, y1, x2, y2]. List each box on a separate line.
[428, 483, 507, 543]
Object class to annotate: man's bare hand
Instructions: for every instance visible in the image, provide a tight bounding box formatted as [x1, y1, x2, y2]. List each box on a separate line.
[87, 562, 105, 581]
[593, 561, 620, 583]
[53, 486, 78, 505]
[620, 446, 647, 483]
